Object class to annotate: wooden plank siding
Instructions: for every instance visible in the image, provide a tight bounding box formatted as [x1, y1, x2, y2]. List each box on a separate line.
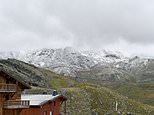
[0, 84, 16, 92]
[3, 100, 29, 109]
[0, 70, 67, 115]
[0, 70, 31, 115]
[20, 98, 62, 115]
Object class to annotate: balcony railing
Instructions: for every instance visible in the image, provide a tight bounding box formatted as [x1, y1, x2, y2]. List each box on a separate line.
[3, 100, 30, 109]
[0, 84, 17, 92]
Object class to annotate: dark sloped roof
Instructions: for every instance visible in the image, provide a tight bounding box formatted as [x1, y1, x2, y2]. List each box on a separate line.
[0, 66, 31, 89]
[0, 59, 47, 88]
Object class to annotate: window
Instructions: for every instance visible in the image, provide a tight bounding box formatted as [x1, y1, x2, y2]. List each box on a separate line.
[44, 111, 47, 115]
[50, 111, 52, 115]
[54, 101, 56, 106]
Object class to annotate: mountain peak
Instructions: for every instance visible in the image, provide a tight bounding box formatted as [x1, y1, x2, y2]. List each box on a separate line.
[0, 47, 149, 77]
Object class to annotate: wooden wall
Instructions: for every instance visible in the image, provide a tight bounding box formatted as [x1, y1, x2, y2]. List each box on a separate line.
[0, 74, 5, 115]
[20, 98, 62, 115]
[0, 72, 26, 115]
[0, 74, 6, 83]
[11, 83, 23, 100]
[3, 109, 21, 115]
[0, 94, 4, 115]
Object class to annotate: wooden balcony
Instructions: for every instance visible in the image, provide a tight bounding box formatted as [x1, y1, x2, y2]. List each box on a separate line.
[3, 100, 30, 109]
[0, 84, 17, 92]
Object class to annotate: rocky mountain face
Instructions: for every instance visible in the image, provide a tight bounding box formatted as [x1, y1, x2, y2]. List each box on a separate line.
[0, 47, 153, 84]
[23, 48, 97, 77]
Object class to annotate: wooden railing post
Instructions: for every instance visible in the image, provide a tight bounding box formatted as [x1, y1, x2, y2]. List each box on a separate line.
[0, 94, 3, 115]
[3, 100, 30, 109]
[0, 84, 16, 92]
[0, 107, 2, 115]
[64, 101, 66, 115]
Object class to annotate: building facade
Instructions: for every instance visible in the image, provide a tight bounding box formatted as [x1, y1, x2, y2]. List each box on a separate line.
[20, 95, 67, 115]
[0, 70, 31, 115]
[0, 70, 67, 115]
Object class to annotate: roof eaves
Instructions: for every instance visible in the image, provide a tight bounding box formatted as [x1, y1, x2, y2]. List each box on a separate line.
[0, 69, 31, 89]
[39, 95, 67, 106]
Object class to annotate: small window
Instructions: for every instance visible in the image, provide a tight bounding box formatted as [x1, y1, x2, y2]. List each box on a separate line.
[50, 111, 52, 115]
[54, 101, 56, 106]
[44, 111, 47, 115]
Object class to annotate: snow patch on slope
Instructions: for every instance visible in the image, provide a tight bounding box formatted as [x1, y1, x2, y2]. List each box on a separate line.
[0, 47, 150, 77]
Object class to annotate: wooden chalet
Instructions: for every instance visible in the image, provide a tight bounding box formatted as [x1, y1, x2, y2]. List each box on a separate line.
[0, 70, 31, 115]
[0, 69, 67, 115]
[20, 94, 67, 115]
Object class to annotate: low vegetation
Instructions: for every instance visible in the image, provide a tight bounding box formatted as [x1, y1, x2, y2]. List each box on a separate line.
[109, 83, 154, 106]
[41, 69, 154, 115]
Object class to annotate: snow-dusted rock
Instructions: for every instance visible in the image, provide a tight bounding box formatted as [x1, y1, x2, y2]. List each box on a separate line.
[0, 47, 150, 78]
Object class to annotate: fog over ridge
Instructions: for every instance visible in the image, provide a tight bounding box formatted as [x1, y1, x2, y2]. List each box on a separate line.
[0, 0, 154, 57]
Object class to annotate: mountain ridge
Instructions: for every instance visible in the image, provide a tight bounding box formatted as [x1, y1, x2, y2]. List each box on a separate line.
[0, 48, 146, 68]
[0, 47, 151, 82]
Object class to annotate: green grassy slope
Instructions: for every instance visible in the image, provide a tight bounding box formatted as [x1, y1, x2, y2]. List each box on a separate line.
[41, 69, 154, 115]
[109, 83, 154, 106]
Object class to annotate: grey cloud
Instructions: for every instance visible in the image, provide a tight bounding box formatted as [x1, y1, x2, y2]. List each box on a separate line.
[0, 0, 154, 56]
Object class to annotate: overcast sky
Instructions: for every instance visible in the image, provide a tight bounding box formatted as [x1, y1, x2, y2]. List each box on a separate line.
[0, 0, 154, 56]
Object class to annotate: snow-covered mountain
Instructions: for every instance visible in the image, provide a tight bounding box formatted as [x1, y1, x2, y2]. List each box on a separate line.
[81, 49, 127, 64]
[0, 47, 150, 78]
[23, 47, 97, 76]
[0, 51, 26, 60]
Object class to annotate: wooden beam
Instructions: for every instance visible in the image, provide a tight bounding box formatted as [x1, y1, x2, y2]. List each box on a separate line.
[0, 94, 3, 115]
[64, 101, 66, 115]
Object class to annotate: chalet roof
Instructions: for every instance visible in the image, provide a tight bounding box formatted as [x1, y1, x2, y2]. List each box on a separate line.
[21, 94, 67, 106]
[0, 68, 31, 89]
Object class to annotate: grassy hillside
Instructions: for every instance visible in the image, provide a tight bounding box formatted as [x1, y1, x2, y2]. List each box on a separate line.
[0, 59, 154, 114]
[41, 69, 154, 115]
[108, 83, 154, 106]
